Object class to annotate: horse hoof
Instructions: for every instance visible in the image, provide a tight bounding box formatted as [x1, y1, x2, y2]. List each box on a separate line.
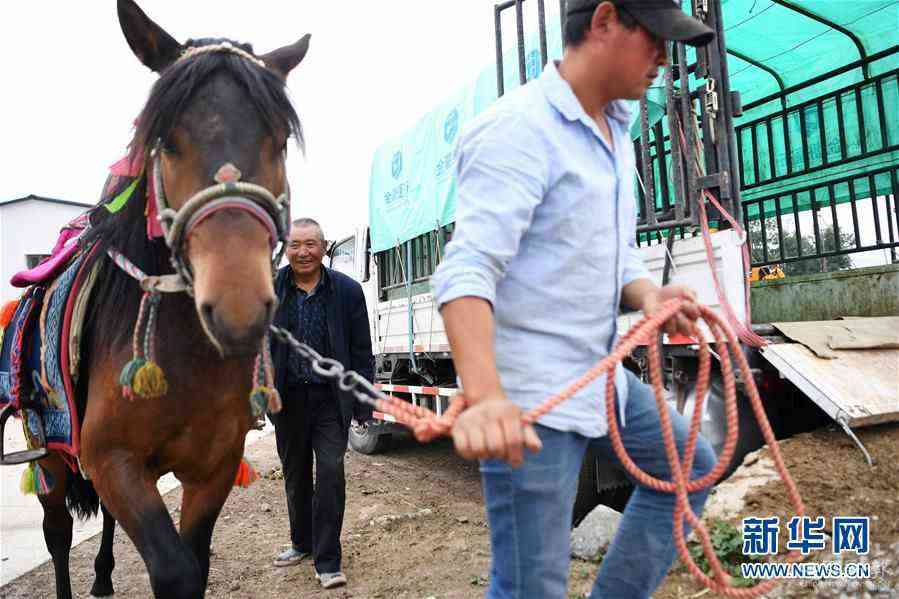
[90, 581, 114, 597]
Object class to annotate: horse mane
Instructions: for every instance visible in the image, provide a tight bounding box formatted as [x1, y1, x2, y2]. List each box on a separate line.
[80, 37, 303, 360]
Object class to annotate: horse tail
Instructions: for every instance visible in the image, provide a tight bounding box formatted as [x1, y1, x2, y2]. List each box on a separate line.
[67, 353, 100, 520]
[65, 467, 100, 521]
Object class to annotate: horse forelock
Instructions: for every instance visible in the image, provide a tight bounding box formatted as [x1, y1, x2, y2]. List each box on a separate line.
[128, 38, 303, 166]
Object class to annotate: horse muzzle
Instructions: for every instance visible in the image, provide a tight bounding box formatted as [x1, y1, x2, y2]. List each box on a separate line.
[198, 296, 276, 358]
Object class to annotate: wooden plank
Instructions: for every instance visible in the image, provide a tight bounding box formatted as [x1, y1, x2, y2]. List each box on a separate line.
[772, 317, 899, 358]
[761, 343, 899, 427]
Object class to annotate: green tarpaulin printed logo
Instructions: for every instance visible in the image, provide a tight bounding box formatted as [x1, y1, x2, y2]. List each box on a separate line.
[391, 150, 403, 179]
[444, 109, 459, 144]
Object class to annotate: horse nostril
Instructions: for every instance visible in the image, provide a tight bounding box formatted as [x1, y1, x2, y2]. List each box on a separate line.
[264, 299, 276, 323]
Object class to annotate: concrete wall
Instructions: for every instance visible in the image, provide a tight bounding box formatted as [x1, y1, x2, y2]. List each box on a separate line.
[1, 200, 89, 303]
[751, 263, 899, 323]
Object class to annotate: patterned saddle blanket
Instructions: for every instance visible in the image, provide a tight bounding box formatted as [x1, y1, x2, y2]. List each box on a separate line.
[0, 244, 99, 464]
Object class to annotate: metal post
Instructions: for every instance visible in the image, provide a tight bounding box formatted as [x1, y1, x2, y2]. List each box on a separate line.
[675, 42, 697, 223]
[515, 0, 527, 84]
[639, 96, 657, 227]
[560, 0, 567, 44]
[702, 0, 743, 224]
[537, 0, 548, 67]
[495, 5, 505, 97]
[405, 240, 419, 373]
[660, 50, 686, 230]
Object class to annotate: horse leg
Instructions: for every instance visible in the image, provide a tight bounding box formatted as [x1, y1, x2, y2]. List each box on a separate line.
[36, 453, 74, 599]
[89, 504, 116, 597]
[178, 456, 241, 591]
[91, 461, 203, 599]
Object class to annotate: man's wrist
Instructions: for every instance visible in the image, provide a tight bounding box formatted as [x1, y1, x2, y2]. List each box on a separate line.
[461, 382, 505, 405]
[639, 287, 660, 313]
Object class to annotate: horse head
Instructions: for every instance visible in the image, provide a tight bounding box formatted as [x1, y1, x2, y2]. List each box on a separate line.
[118, 0, 309, 358]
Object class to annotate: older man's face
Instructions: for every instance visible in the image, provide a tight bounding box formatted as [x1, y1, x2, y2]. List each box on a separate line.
[286, 224, 326, 278]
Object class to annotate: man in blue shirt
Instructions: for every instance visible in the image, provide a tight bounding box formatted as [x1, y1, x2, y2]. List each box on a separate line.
[431, 1, 718, 597]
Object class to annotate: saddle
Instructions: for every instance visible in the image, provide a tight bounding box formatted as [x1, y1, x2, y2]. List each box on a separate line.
[0, 227, 99, 471]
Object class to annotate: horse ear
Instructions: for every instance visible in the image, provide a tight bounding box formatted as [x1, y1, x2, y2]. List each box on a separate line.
[117, 0, 182, 73]
[260, 34, 311, 79]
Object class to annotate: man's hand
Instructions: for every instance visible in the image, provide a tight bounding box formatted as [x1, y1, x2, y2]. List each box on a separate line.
[451, 394, 543, 468]
[641, 284, 701, 338]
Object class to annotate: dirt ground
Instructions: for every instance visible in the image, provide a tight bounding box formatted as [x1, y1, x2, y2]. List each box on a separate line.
[654, 422, 899, 599]
[2, 422, 897, 599]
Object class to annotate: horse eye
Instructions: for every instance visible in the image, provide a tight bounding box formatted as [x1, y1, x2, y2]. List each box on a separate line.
[161, 139, 178, 155]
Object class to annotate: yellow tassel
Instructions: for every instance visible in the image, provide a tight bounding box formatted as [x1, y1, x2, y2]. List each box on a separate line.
[132, 361, 168, 398]
[20, 464, 36, 495]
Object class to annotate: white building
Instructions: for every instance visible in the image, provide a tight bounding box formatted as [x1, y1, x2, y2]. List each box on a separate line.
[0, 195, 93, 303]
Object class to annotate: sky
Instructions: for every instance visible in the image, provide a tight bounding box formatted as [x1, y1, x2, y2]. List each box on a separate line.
[1, 0, 559, 243]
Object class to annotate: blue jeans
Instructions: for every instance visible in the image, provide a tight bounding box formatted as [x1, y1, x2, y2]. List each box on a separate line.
[480, 371, 717, 599]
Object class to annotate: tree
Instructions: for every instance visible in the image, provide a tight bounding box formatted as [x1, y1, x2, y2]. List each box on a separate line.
[748, 219, 853, 276]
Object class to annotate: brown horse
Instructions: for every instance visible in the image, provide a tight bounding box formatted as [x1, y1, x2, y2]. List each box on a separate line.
[34, 1, 310, 597]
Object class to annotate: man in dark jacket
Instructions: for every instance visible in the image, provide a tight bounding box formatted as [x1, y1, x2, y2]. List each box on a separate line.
[269, 218, 373, 590]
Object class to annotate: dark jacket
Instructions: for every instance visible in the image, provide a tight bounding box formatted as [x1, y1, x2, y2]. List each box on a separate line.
[271, 265, 374, 430]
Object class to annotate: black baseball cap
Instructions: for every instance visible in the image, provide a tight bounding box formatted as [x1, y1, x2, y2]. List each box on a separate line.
[566, 0, 715, 47]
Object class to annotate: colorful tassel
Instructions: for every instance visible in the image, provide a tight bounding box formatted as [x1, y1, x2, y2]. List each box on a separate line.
[233, 458, 259, 488]
[249, 386, 281, 419]
[119, 291, 168, 400]
[119, 357, 146, 386]
[19, 463, 34, 494]
[119, 357, 145, 400]
[119, 357, 167, 399]
[20, 462, 54, 496]
[249, 387, 269, 419]
[131, 361, 168, 398]
[0, 299, 19, 329]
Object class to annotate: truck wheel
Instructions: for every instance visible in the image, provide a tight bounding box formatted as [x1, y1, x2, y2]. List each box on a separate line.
[348, 420, 391, 455]
[572, 447, 633, 528]
[701, 377, 765, 480]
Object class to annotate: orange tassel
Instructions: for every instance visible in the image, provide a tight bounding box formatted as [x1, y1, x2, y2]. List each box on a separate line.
[0, 300, 20, 329]
[233, 458, 259, 488]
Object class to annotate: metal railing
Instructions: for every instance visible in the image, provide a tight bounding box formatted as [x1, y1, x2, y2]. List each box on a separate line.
[736, 68, 899, 191]
[376, 224, 454, 300]
[744, 165, 899, 268]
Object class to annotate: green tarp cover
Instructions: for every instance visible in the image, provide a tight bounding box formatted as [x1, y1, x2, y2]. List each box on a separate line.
[368, 16, 568, 253]
[368, 15, 668, 253]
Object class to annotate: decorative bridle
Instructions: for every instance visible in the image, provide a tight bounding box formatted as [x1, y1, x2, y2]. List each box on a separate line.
[108, 41, 287, 417]
[151, 149, 290, 293]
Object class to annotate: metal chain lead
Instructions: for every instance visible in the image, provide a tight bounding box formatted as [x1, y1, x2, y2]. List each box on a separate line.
[269, 326, 385, 408]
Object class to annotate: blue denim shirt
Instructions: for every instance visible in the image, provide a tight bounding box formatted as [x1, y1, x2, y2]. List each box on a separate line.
[431, 62, 650, 438]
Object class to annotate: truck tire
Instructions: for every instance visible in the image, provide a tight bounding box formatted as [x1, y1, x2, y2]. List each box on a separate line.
[676, 375, 766, 481]
[348, 420, 391, 455]
[572, 447, 633, 528]
[703, 376, 765, 480]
